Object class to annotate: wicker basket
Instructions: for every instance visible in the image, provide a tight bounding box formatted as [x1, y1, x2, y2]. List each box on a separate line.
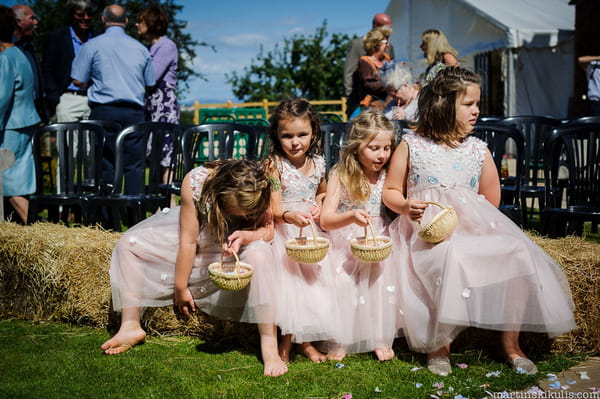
[418, 201, 458, 244]
[285, 220, 330, 263]
[350, 219, 392, 262]
[208, 250, 254, 291]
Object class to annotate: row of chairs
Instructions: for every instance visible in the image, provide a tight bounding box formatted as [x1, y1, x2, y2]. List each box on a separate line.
[27, 121, 269, 230]
[472, 117, 600, 237]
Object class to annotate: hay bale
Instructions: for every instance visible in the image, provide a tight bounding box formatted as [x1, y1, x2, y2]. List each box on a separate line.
[0, 222, 598, 354]
[0, 222, 118, 326]
[527, 232, 600, 354]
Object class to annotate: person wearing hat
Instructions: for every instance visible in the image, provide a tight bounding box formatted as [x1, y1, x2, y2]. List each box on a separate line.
[344, 13, 395, 117]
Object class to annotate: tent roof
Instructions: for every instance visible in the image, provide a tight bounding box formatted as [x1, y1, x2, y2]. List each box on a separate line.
[459, 0, 574, 47]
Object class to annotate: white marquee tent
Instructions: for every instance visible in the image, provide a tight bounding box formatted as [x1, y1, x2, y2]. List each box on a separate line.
[385, 0, 575, 118]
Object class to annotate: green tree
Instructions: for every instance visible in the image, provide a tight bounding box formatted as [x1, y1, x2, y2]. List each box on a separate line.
[26, 0, 212, 95]
[226, 21, 352, 102]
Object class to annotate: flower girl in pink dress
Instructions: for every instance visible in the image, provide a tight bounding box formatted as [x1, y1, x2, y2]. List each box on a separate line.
[383, 66, 575, 376]
[264, 99, 336, 363]
[321, 110, 399, 361]
[101, 160, 288, 377]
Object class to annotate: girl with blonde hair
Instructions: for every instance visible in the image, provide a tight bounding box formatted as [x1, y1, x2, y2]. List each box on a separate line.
[321, 110, 400, 361]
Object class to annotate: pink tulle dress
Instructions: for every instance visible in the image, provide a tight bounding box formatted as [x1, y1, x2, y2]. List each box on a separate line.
[109, 166, 278, 324]
[327, 169, 401, 353]
[270, 155, 339, 343]
[389, 132, 576, 353]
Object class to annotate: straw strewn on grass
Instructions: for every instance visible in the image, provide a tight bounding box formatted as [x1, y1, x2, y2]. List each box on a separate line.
[0, 222, 598, 353]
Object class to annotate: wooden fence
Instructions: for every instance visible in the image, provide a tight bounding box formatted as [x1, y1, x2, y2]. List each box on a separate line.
[191, 98, 348, 124]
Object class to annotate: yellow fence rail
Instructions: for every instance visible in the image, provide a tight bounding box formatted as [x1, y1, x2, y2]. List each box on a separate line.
[192, 98, 347, 124]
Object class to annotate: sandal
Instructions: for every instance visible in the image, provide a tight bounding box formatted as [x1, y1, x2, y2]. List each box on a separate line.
[510, 357, 538, 375]
[427, 356, 452, 376]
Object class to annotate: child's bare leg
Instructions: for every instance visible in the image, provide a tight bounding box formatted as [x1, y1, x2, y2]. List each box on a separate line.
[259, 323, 288, 377]
[279, 333, 293, 363]
[101, 307, 146, 355]
[374, 346, 395, 361]
[501, 331, 526, 360]
[326, 342, 347, 361]
[297, 342, 327, 363]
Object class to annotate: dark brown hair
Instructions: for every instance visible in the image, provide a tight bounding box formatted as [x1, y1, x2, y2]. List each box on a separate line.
[138, 5, 168, 38]
[267, 98, 322, 158]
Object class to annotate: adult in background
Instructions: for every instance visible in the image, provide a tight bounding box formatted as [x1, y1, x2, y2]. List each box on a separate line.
[42, 0, 95, 122]
[71, 4, 155, 194]
[136, 5, 179, 184]
[381, 61, 419, 124]
[420, 29, 459, 83]
[578, 55, 600, 116]
[12, 4, 48, 124]
[347, 26, 392, 119]
[0, 5, 41, 223]
[344, 13, 395, 99]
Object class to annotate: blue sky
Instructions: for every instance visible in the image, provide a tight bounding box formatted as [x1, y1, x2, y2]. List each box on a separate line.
[171, 0, 392, 103]
[9, 0, 392, 104]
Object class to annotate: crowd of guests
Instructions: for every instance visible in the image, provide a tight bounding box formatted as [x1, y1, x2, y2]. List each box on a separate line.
[0, 2, 179, 223]
[0, 4, 580, 381]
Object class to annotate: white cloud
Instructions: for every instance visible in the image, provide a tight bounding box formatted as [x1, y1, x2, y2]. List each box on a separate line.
[218, 33, 270, 48]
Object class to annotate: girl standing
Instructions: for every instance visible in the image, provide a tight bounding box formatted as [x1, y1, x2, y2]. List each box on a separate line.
[320, 110, 399, 361]
[420, 29, 459, 83]
[101, 159, 288, 377]
[264, 98, 335, 363]
[382, 66, 575, 376]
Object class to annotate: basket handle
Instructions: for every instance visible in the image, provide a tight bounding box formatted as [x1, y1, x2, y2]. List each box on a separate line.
[417, 201, 446, 227]
[297, 218, 319, 245]
[221, 246, 241, 274]
[363, 218, 378, 245]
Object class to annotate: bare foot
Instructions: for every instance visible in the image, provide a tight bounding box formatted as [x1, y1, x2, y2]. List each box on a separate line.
[326, 345, 347, 361]
[374, 347, 395, 361]
[263, 355, 289, 377]
[101, 327, 146, 355]
[297, 342, 327, 363]
[279, 334, 293, 363]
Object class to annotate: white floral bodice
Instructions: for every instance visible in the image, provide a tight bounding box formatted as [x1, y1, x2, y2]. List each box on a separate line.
[335, 169, 387, 217]
[189, 166, 210, 201]
[278, 155, 326, 211]
[403, 132, 487, 196]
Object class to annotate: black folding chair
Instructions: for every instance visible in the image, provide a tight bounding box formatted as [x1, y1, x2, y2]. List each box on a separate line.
[27, 122, 105, 225]
[321, 122, 348, 173]
[500, 115, 561, 226]
[181, 123, 261, 171]
[473, 122, 525, 225]
[540, 123, 600, 237]
[87, 122, 182, 230]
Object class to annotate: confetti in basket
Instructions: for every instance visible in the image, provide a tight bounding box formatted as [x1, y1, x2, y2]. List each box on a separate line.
[208, 250, 254, 291]
[285, 219, 330, 263]
[350, 219, 392, 262]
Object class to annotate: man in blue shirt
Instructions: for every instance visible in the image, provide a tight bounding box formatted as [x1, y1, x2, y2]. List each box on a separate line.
[71, 4, 155, 194]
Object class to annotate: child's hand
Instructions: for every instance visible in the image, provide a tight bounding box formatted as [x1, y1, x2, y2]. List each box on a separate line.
[174, 287, 195, 318]
[407, 200, 428, 222]
[353, 209, 370, 226]
[285, 210, 311, 228]
[309, 205, 321, 224]
[224, 231, 247, 255]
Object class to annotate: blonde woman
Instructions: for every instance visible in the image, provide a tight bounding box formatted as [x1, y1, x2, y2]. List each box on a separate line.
[420, 29, 459, 82]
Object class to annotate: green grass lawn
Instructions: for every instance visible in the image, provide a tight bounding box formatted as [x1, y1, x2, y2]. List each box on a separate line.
[0, 319, 582, 399]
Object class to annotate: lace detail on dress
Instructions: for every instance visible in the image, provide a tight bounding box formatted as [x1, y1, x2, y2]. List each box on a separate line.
[189, 166, 210, 202]
[335, 169, 387, 217]
[403, 132, 487, 196]
[277, 155, 326, 210]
